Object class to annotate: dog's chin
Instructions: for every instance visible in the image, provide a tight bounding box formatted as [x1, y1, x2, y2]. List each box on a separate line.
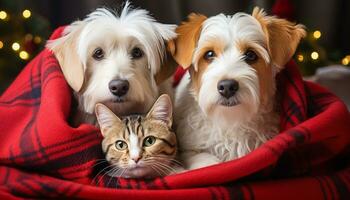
[102, 98, 150, 116]
[111, 96, 127, 103]
[217, 97, 240, 107]
[204, 98, 255, 128]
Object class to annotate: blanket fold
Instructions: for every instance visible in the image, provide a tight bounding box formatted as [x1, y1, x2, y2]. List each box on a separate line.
[0, 28, 350, 200]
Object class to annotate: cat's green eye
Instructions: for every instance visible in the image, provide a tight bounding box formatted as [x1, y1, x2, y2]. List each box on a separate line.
[143, 136, 156, 147]
[115, 140, 128, 150]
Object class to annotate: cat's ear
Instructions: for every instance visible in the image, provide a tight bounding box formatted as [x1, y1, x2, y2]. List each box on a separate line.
[146, 94, 173, 128]
[95, 103, 122, 137]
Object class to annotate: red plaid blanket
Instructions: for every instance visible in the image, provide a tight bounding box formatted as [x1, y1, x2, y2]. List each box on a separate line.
[0, 27, 350, 200]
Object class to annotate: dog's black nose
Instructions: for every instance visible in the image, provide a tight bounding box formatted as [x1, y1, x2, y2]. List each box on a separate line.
[109, 79, 129, 97]
[217, 79, 239, 98]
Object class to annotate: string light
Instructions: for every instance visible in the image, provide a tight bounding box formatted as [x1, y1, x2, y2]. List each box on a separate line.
[0, 11, 7, 20]
[19, 50, 29, 60]
[34, 36, 42, 44]
[342, 55, 350, 66]
[311, 51, 319, 60]
[313, 30, 321, 39]
[22, 10, 31, 18]
[12, 42, 20, 51]
[25, 33, 33, 41]
[297, 54, 304, 62]
[0, 41, 3, 49]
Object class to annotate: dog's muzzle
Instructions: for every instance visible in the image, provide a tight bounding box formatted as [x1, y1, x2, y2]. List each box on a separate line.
[217, 79, 240, 107]
[109, 79, 129, 98]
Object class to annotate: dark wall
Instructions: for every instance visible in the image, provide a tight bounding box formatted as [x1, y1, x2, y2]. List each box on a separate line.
[26, 0, 349, 53]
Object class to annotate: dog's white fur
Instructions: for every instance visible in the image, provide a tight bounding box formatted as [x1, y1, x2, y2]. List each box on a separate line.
[172, 9, 305, 169]
[47, 2, 176, 125]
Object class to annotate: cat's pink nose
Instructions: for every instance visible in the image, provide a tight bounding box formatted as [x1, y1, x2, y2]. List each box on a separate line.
[131, 156, 141, 163]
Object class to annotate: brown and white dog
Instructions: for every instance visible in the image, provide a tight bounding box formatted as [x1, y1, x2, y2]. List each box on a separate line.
[171, 8, 306, 170]
[47, 2, 177, 126]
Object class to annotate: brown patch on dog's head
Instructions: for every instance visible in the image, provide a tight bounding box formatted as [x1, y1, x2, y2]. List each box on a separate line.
[169, 13, 207, 69]
[250, 54, 275, 107]
[252, 7, 306, 70]
[190, 39, 225, 95]
[234, 40, 275, 106]
[154, 47, 178, 86]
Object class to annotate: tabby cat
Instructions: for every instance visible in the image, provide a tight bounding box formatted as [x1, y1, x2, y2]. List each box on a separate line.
[95, 94, 180, 179]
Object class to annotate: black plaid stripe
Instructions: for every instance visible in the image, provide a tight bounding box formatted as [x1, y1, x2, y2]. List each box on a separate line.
[281, 99, 298, 127]
[225, 185, 246, 200]
[329, 174, 350, 200]
[304, 82, 339, 116]
[209, 186, 229, 200]
[243, 184, 255, 200]
[8, 169, 83, 198]
[143, 178, 156, 189]
[0, 52, 43, 103]
[315, 176, 329, 200]
[323, 176, 336, 200]
[3, 131, 102, 180]
[283, 68, 307, 110]
[4, 132, 101, 166]
[277, 67, 310, 128]
[0, 130, 98, 162]
[286, 128, 307, 144]
[18, 60, 42, 156]
[0, 54, 60, 106]
[208, 187, 218, 200]
[37, 143, 101, 172]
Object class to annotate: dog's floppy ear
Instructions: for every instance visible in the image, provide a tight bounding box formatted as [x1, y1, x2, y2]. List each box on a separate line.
[154, 50, 178, 85]
[46, 22, 86, 92]
[169, 13, 207, 69]
[252, 7, 306, 70]
[152, 23, 178, 85]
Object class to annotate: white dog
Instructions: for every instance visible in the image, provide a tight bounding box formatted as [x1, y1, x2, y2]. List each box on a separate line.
[171, 8, 305, 169]
[47, 2, 177, 125]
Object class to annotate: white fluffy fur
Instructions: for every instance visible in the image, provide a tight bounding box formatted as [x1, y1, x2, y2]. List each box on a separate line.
[175, 13, 280, 169]
[47, 2, 176, 124]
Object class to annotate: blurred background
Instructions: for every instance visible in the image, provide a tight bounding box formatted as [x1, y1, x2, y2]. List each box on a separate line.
[1, 0, 350, 95]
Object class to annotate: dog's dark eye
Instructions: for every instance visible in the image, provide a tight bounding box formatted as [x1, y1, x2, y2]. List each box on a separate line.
[244, 50, 258, 63]
[203, 50, 216, 61]
[131, 47, 143, 59]
[92, 48, 104, 60]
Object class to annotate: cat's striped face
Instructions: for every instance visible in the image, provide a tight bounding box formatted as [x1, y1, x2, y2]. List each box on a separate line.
[96, 94, 177, 179]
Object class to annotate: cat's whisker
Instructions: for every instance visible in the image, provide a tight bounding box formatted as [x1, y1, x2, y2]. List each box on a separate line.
[154, 160, 179, 174]
[143, 157, 183, 171]
[150, 165, 163, 177]
[154, 162, 177, 174]
[149, 161, 174, 175]
[113, 168, 126, 178]
[106, 166, 122, 187]
[147, 155, 183, 167]
[150, 164, 167, 177]
[97, 166, 117, 186]
[144, 161, 166, 175]
[91, 165, 115, 185]
[92, 159, 108, 168]
[119, 168, 128, 178]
